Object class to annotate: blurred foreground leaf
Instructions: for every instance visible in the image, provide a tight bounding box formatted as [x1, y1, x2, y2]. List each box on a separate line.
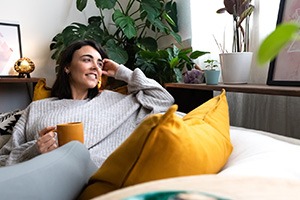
[257, 22, 300, 65]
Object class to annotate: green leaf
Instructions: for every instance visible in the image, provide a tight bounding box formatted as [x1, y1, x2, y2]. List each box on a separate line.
[170, 31, 182, 44]
[165, 0, 179, 32]
[179, 48, 192, 56]
[190, 50, 210, 59]
[141, 0, 167, 33]
[163, 12, 175, 27]
[95, 0, 117, 9]
[113, 10, 137, 39]
[105, 39, 128, 64]
[257, 22, 300, 65]
[76, 0, 87, 11]
[174, 68, 183, 82]
[239, 5, 254, 25]
[170, 57, 179, 68]
[138, 37, 158, 51]
[141, 0, 161, 16]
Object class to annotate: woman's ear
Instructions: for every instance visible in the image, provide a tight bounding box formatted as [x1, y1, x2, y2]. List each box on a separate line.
[64, 67, 70, 74]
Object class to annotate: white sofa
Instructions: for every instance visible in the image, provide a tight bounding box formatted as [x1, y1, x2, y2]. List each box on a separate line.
[1, 126, 300, 199]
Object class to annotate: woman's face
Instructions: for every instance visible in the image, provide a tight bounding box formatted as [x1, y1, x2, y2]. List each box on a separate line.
[65, 45, 103, 98]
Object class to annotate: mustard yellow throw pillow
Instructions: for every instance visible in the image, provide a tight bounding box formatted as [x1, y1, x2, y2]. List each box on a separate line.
[33, 78, 51, 101]
[78, 90, 232, 200]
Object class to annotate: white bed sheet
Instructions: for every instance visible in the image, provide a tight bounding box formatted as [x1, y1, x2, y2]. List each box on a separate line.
[219, 126, 300, 181]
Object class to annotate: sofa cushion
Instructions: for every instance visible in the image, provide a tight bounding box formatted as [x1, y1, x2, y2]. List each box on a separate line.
[33, 78, 52, 101]
[78, 89, 232, 199]
[32, 77, 128, 101]
[219, 126, 300, 180]
[0, 109, 24, 136]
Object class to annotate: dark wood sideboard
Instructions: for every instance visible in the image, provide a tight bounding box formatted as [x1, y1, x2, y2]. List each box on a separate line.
[164, 83, 300, 113]
[0, 77, 42, 112]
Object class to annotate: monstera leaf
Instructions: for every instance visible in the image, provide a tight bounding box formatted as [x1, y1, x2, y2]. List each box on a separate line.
[113, 10, 137, 39]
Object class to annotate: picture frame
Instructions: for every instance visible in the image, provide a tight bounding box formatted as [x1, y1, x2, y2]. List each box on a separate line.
[0, 22, 23, 76]
[267, 0, 300, 86]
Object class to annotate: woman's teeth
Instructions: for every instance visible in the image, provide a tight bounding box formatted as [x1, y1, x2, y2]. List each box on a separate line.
[86, 74, 97, 79]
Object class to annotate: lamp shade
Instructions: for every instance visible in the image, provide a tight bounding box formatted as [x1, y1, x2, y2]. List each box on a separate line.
[14, 57, 35, 77]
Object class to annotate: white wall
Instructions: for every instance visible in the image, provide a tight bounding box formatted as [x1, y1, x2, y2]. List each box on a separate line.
[0, 0, 282, 86]
[0, 0, 191, 87]
[0, 0, 283, 85]
[190, 0, 281, 84]
[0, 0, 99, 86]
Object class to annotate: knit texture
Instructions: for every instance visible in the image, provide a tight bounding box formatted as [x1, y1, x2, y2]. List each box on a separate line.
[0, 65, 174, 167]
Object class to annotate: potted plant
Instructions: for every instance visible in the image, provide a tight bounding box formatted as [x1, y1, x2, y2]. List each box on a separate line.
[216, 0, 254, 84]
[135, 44, 209, 85]
[50, 0, 181, 87]
[203, 59, 220, 85]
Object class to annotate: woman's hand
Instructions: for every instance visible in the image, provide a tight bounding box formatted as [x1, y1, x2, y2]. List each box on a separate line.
[36, 126, 58, 154]
[102, 59, 120, 77]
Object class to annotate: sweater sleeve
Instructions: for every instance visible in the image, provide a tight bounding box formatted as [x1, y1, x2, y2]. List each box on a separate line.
[114, 65, 175, 113]
[0, 107, 40, 166]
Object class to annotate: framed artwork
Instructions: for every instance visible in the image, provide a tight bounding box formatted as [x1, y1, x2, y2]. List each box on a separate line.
[267, 0, 300, 86]
[0, 22, 22, 76]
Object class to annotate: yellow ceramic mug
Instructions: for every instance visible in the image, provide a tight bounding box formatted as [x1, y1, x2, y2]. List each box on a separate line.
[56, 122, 84, 146]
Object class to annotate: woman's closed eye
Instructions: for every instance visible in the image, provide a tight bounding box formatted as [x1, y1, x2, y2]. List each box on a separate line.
[81, 56, 103, 69]
[82, 57, 92, 63]
[97, 61, 104, 69]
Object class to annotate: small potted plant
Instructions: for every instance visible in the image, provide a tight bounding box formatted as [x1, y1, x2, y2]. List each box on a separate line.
[204, 59, 220, 85]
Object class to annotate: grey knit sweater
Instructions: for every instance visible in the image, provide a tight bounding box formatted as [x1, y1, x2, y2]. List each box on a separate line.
[0, 65, 174, 167]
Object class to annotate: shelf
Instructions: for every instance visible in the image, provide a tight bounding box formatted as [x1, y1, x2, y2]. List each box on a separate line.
[164, 83, 300, 97]
[0, 77, 41, 84]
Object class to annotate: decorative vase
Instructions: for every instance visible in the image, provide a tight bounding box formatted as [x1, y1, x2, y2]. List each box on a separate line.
[219, 52, 253, 84]
[204, 70, 220, 85]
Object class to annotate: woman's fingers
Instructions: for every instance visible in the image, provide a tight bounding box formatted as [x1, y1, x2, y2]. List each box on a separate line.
[37, 126, 58, 154]
[38, 126, 56, 137]
[102, 59, 119, 76]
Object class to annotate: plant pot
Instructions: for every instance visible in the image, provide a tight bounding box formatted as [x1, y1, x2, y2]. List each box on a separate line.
[219, 52, 253, 84]
[204, 70, 220, 85]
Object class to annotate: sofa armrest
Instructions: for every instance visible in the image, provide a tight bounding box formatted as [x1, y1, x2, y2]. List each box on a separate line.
[0, 141, 97, 200]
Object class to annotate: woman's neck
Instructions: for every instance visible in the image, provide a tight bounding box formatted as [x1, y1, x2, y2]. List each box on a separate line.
[71, 89, 88, 100]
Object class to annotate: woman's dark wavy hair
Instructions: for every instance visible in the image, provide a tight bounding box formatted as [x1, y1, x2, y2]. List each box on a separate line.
[51, 40, 108, 99]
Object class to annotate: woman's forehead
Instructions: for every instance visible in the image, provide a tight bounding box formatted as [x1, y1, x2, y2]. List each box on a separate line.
[74, 45, 102, 59]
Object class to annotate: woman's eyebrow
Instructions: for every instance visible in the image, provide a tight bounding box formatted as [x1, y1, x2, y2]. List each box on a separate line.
[81, 54, 103, 62]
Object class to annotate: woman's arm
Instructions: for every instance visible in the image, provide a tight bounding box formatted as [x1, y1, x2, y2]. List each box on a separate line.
[112, 64, 175, 113]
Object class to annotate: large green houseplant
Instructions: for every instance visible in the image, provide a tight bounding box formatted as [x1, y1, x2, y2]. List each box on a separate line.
[136, 44, 209, 84]
[50, 0, 181, 73]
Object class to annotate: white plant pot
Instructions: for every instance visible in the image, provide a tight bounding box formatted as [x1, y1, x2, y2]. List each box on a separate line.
[219, 52, 253, 84]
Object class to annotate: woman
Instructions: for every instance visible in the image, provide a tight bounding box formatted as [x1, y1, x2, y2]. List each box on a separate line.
[0, 40, 174, 167]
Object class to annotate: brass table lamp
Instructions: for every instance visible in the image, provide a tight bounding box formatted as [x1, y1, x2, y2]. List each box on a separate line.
[14, 57, 35, 78]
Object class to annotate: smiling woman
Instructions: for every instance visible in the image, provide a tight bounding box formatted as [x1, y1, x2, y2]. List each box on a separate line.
[62, 45, 104, 100]
[51, 40, 109, 100]
[0, 40, 175, 168]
